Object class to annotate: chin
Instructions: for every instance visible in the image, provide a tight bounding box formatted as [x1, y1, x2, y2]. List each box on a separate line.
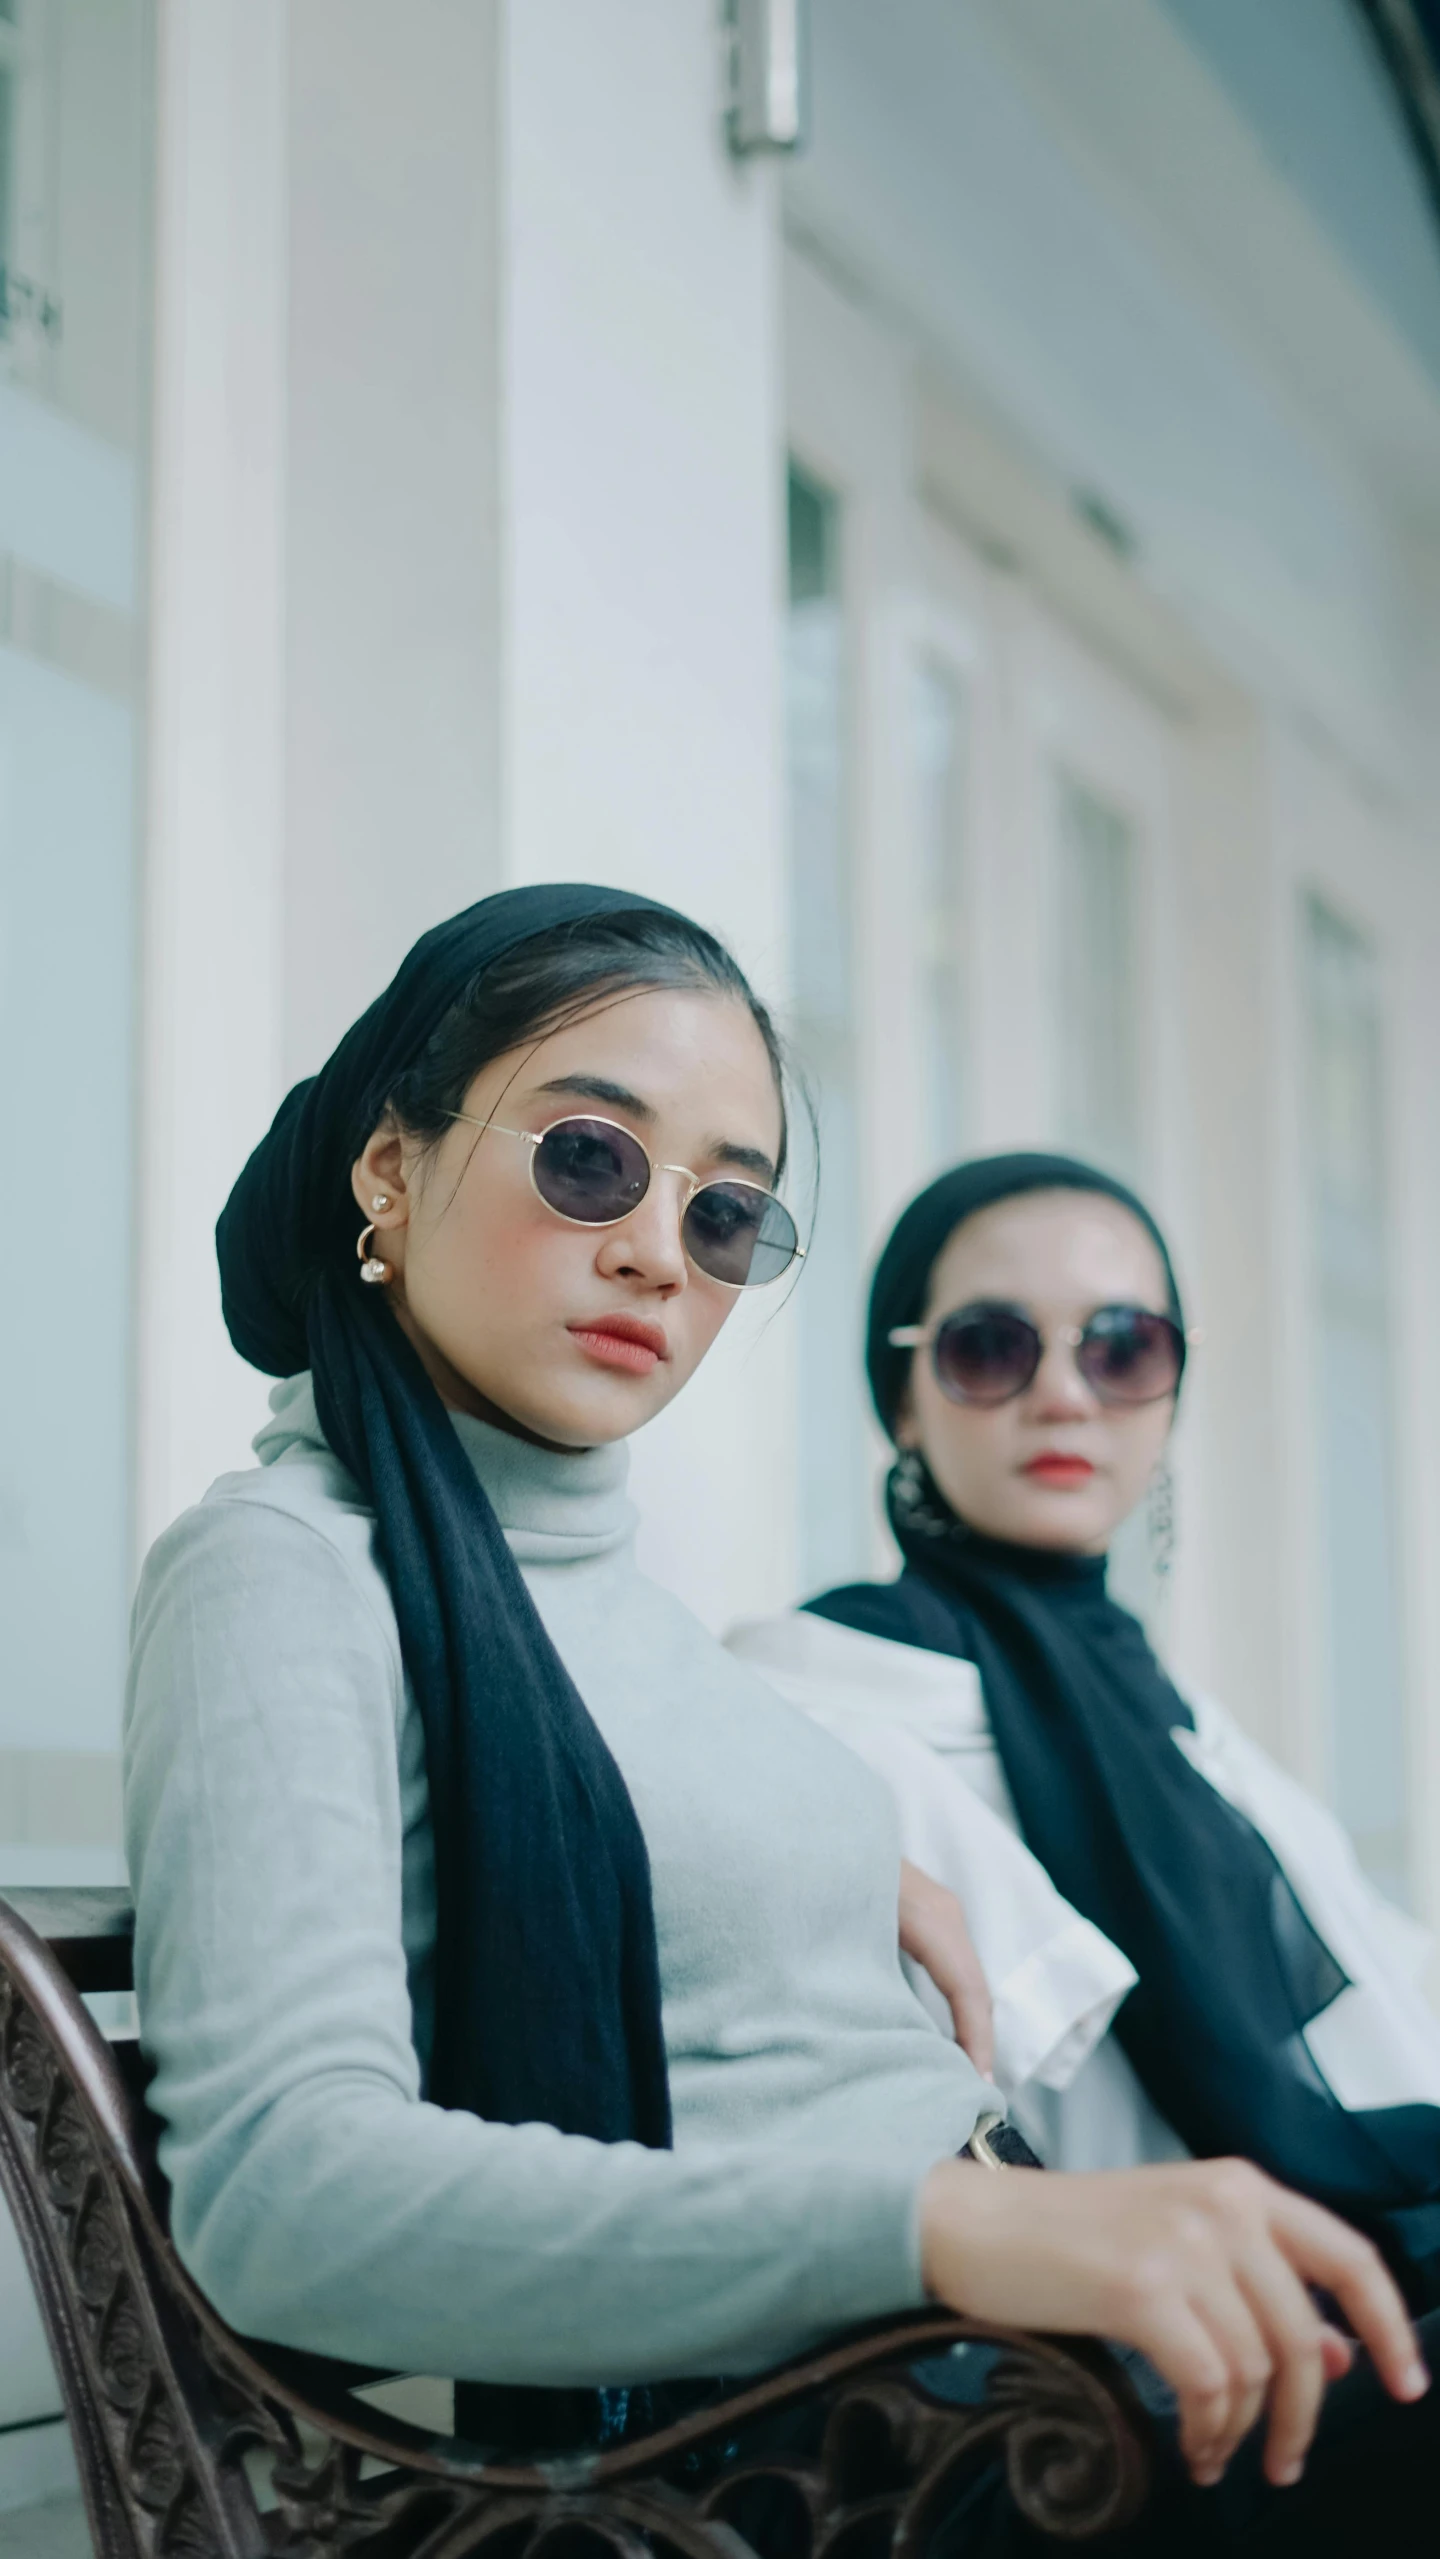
[1005, 1497, 1109, 1552]
[493, 1370, 677, 1451]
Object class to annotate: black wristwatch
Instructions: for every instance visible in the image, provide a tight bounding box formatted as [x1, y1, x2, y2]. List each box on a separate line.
[964, 2110, 1043, 2171]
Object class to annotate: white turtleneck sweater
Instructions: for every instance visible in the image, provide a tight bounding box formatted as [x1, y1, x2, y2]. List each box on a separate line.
[123, 1377, 993, 2387]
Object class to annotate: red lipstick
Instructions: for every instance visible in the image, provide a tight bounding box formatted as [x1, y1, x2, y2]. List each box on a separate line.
[568, 1316, 669, 1377]
[1023, 1453, 1096, 1487]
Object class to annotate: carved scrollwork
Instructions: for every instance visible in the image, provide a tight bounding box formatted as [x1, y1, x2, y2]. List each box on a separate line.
[986, 2344, 1148, 2543]
[0, 1910, 1152, 2559]
[681, 2340, 1147, 2559]
[98, 2280, 154, 2411]
[43, 2084, 101, 2210]
[4, 1999, 55, 2115]
[0, 1965, 244, 2556]
[161, 2482, 229, 2559]
[75, 2187, 128, 2307]
[243, 2335, 1146, 2559]
[129, 2380, 193, 2513]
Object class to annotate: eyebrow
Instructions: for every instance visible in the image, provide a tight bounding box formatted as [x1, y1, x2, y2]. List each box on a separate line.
[529, 1075, 778, 1186]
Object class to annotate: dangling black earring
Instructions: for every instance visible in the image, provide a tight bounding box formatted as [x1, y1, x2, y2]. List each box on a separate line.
[888, 1448, 963, 1545]
[1147, 1460, 1175, 1583]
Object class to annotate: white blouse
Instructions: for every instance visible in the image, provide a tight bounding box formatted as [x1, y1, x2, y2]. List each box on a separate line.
[726, 1607, 1440, 2171]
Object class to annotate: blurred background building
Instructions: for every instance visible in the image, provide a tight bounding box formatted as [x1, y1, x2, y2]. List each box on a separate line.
[7, 0, 1440, 2515]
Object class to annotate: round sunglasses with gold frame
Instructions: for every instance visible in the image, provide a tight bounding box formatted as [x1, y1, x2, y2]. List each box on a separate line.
[447, 1110, 803, 1290]
[889, 1300, 1195, 1407]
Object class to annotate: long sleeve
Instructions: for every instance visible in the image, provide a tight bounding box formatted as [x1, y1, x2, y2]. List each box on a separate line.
[124, 1494, 931, 2385]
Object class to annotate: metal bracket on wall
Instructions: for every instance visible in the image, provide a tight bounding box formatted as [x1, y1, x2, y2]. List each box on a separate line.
[725, 0, 808, 158]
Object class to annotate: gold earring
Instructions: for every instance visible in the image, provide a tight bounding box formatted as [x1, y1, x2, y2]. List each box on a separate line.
[356, 1223, 390, 1286]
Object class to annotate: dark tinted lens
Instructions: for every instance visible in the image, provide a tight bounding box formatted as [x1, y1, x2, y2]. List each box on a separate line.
[1076, 1307, 1184, 1405]
[683, 1182, 798, 1287]
[531, 1118, 650, 1223]
[931, 1307, 1043, 1405]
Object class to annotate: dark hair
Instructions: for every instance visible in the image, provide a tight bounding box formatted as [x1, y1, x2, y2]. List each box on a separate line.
[380, 905, 792, 1178]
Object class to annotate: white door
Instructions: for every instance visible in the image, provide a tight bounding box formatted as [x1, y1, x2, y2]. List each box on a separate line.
[1270, 732, 1440, 1911]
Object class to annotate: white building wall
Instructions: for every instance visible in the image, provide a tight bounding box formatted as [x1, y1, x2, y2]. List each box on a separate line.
[48, 0, 1440, 1930]
[788, 0, 1440, 811]
[137, 0, 288, 1560]
[285, 0, 504, 1083]
[133, 0, 1440, 1724]
[135, 0, 799, 1636]
[503, 0, 798, 1628]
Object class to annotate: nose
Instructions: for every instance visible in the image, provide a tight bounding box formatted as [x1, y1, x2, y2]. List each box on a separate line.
[592, 1169, 689, 1294]
[1026, 1329, 1096, 1419]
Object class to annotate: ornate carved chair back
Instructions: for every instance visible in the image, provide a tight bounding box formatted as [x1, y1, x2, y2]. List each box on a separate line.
[0, 1891, 273, 2557]
[0, 1889, 1152, 2559]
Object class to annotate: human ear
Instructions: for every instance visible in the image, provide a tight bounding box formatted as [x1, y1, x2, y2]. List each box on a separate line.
[893, 1383, 920, 1451]
[350, 1122, 409, 1235]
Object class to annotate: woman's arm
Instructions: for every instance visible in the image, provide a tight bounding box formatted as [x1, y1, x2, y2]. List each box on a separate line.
[920, 2156, 1427, 2488]
[125, 1495, 932, 2385]
[898, 1859, 995, 2076]
[125, 1496, 1428, 2464]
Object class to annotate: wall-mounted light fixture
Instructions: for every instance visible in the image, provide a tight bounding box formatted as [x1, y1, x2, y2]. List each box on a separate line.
[725, 0, 809, 158]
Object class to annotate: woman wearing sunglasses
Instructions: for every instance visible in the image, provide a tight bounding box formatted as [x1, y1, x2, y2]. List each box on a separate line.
[127, 909, 1433, 2550]
[731, 1154, 1440, 2310]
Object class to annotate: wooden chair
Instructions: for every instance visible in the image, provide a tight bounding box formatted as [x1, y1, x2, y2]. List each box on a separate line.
[0, 1888, 1152, 2557]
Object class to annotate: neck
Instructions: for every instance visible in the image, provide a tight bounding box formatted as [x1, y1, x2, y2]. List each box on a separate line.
[921, 1527, 1107, 1584]
[389, 1297, 590, 1457]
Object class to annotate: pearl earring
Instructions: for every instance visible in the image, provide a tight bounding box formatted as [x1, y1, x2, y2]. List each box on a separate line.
[356, 1223, 390, 1286]
[371, 1193, 391, 1213]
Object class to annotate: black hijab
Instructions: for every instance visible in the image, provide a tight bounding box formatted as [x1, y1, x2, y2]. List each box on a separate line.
[809, 1153, 1440, 2299]
[217, 884, 672, 2158]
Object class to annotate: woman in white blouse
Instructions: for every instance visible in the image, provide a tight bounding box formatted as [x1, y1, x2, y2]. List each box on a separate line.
[730, 1152, 1440, 2310]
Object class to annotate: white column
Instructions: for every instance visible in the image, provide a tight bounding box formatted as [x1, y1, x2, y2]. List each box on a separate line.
[137, 0, 289, 1558]
[503, 0, 795, 1629]
[284, 0, 504, 1082]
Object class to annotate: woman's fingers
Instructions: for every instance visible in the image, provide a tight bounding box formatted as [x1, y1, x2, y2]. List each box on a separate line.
[939, 1952, 996, 2076]
[1318, 2324, 1354, 2384]
[1130, 2297, 1240, 2482]
[1233, 2245, 1328, 2487]
[1270, 2190, 1429, 2409]
[918, 2154, 1428, 2499]
[897, 1864, 996, 2075]
[1181, 2280, 1273, 2483]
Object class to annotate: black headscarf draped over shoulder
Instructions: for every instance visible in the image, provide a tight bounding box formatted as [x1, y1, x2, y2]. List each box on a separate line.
[217, 884, 673, 2158]
[812, 1152, 1440, 2303]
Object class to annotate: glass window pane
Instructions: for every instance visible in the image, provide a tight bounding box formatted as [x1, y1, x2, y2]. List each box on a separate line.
[1, 0, 151, 1829]
[786, 462, 869, 1592]
[1301, 892, 1408, 1901]
[912, 655, 968, 1171]
[0, 67, 13, 293]
[1053, 769, 1144, 1184]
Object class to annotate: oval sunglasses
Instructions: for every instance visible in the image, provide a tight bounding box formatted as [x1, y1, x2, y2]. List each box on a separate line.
[889, 1300, 1199, 1407]
[447, 1110, 803, 1290]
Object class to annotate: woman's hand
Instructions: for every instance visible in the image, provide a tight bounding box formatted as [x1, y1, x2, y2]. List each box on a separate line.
[920, 2155, 1428, 2489]
[898, 1859, 995, 2078]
